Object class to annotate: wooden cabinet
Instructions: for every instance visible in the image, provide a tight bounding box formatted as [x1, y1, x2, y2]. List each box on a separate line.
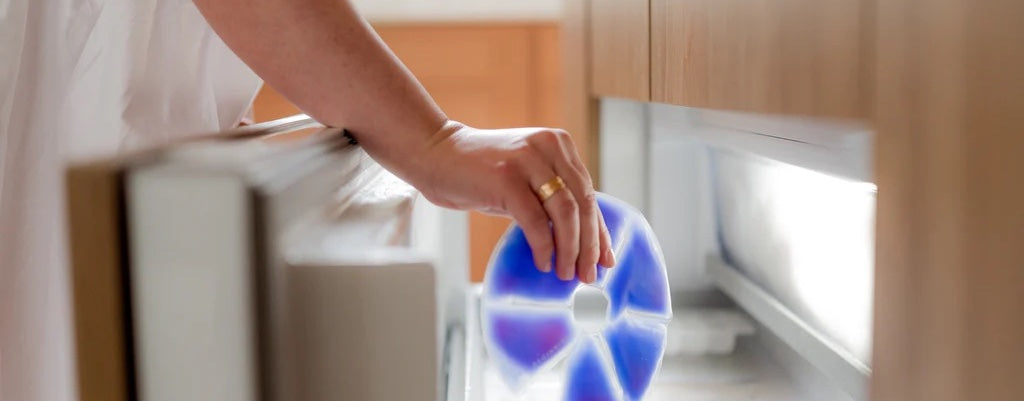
[649, 0, 866, 118]
[871, 1, 1024, 400]
[589, 0, 650, 100]
[579, 0, 1024, 400]
[586, 0, 866, 117]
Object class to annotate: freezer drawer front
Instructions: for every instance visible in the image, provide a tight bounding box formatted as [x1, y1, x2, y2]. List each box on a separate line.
[279, 169, 459, 401]
[288, 257, 438, 401]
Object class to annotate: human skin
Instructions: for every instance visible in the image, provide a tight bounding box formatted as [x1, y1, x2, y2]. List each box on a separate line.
[192, 0, 615, 282]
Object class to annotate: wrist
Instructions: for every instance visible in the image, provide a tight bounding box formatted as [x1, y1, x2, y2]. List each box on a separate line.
[424, 119, 465, 148]
[359, 118, 466, 190]
[403, 119, 464, 186]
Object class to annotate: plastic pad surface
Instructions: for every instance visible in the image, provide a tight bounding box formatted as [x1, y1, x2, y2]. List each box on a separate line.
[482, 193, 672, 401]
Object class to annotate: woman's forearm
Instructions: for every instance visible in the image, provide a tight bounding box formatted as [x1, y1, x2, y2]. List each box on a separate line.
[193, 0, 446, 178]
[194, 0, 616, 282]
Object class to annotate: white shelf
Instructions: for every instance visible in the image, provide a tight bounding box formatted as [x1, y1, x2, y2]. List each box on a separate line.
[460, 287, 806, 401]
[708, 255, 870, 401]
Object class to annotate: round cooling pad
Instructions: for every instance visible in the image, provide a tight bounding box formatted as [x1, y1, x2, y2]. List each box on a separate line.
[482, 193, 672, 401]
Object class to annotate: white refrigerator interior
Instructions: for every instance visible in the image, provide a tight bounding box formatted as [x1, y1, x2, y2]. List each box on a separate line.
[448, 100, 874, 401]
[124, 111, 876, 401]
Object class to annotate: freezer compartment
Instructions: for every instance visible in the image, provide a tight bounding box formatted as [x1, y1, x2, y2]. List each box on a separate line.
[711, 149, 876, 367]
[458, 287, 808, 401]
[596, 100, 874, 401]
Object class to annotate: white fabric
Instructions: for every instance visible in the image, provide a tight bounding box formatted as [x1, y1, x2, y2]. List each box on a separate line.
[0, 0, 262, 400]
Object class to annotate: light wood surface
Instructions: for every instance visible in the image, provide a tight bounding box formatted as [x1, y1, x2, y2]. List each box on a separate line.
[651, 0, 866, 118]
[589, 0, 650, 100]
[66, 162, 130, 401]
[253, 24, 566, 282]
[579, 0, 1024, 399]
[252, 83, 299, 122]
[563, 0, 600, 185]
[871, 0, 1024, 400]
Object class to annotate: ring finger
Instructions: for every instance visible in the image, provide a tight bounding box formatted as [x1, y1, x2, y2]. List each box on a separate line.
[533, 133, 602, 284]
[518, 154, 581, 281]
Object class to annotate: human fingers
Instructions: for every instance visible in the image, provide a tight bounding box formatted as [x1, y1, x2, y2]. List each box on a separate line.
[501, 172, 556, 272]
[512, 148, 581, 281]
[528, 130, 602, 283]
[555, 130, 616, 267]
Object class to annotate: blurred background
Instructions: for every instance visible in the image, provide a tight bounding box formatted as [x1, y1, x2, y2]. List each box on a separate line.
[50, 0, 1024, 400]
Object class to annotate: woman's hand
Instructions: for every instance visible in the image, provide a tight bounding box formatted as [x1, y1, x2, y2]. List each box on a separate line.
[191, 1, 611, 279]
[406, 121, 616, 284]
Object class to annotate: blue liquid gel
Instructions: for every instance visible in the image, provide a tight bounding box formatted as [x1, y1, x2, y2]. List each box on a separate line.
[483, 306, 577, 391]
[603, 319, 668, 401]
[605, 224, 672, 320]
[482, 193, 672, 400]
[563, 337, 621, 401]
[485, 195, 638, 303]
[485, 225, 581, 304]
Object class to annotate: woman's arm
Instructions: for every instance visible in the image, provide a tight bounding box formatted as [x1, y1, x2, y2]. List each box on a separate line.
[192, 0, 614, 282]
[193, 0, 443, 169]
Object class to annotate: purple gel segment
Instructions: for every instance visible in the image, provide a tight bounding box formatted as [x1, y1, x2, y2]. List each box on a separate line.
[485, 225, 581, 303]
[605, 223, 672, 320]
[484, 307, 577, 389]
[563, 337, 621, 401]
[482, 192, 671, 399]
[603, 319, 667, 401]
[485, 194, 635, 300]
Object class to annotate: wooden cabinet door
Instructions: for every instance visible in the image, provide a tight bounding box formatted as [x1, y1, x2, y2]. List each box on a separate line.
[651, 0, 866, 118]
[590, 0, 650, 100]
[871, 0, 1024, 400]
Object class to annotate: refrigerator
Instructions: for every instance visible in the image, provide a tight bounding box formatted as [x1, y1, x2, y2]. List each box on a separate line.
[67, 106, 876, 401]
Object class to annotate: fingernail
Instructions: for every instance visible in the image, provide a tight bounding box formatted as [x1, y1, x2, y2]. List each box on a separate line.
[605, 248, 617, 267]
[539, 260, 552, 273]
[586, 268, 596, 283]
[558, 267, 574, 281]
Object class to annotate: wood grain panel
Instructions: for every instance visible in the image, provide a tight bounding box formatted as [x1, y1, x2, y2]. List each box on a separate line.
[871, 0, 1024, 400]
[589, 0, 650, 100]
[533, 26, 566, 129]
[253, 84, 300, 122]
[66, 162, 130, 401]
[651, 0, 865, 118]
[563, 0, 601, 186]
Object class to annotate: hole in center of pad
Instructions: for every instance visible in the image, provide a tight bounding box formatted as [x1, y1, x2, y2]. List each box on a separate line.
[572, 286, 610, 333]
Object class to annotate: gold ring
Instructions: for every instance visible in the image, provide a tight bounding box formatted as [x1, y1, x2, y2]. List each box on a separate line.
[536, 176, 566, 202]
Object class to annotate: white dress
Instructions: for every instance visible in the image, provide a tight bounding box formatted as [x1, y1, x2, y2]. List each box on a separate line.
[0, 1, 262, 399]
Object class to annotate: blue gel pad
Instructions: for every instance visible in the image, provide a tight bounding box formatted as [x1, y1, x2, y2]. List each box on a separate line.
[482, 193, 672, 401]
[482, 306, 577, 390]
[605, 225, 672, 320]
[604, 319, 667, 401]
[564, 337, 621, 401]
